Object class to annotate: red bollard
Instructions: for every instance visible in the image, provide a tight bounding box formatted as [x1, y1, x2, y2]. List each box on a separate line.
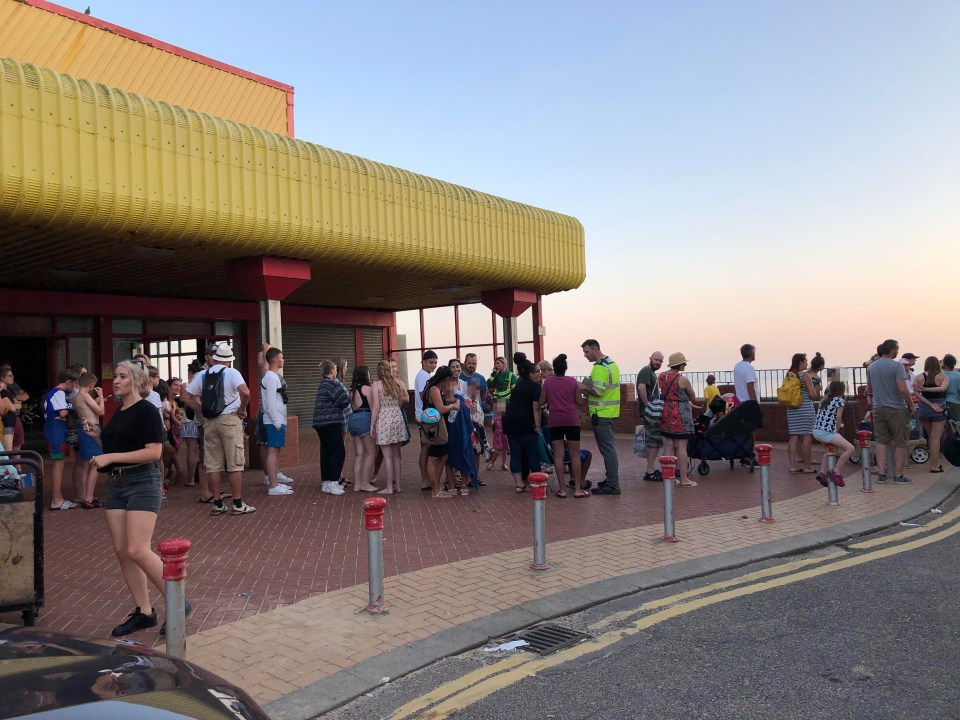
[528, 471, 550, 570]
[362, 497, 389, 613]
[755, 444, 774, 523]
[660, 455, 678, 542]
[158, 538, 192, 659]
[856, 430, 874, 493]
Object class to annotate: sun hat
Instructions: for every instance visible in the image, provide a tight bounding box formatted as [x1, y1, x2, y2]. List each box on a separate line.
[212, 343, 235, 363]
[668, 352, 687, 368]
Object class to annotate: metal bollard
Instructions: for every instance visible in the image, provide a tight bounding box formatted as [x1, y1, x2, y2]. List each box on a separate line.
[158, 537, 192, 659]
[528, 472, 550, 570]
[857, 430, 874, 493]
[362, 497, 389, 613]
[660, 455, 678, 542]
[825, 444, 840, 506]
[755, 443, 774, 523]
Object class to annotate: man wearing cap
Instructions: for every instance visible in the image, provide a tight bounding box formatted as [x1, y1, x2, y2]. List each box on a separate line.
[183, 343, 255, 515]
[901, 353, 918, 397]
[636, 351, 665, 481]
[415, 350, 438, 489]
[866, 339, 915, 484]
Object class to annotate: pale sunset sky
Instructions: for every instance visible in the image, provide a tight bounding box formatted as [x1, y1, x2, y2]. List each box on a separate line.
[67, 1, 956, 376]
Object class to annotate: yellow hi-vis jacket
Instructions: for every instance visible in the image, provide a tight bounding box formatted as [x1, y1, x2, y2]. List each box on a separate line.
[587, 356, 621, 418]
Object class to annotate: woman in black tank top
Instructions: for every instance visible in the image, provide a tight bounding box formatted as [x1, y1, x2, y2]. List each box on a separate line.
[913, 355, 949, 472]
[348, 366, 379, 492]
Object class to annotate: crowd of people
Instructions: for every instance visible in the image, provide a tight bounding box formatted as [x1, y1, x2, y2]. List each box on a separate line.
[1, 335, 957, 638]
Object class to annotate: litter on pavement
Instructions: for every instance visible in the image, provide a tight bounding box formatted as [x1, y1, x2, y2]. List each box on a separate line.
[484, 640, 529, 652]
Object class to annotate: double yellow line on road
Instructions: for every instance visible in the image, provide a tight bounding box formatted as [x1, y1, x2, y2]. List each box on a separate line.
[389, 507, 958, 719]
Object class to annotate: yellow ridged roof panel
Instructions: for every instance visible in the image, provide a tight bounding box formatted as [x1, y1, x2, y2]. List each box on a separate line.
[0, 59, 585, 307]
[0, 0, 290, 135]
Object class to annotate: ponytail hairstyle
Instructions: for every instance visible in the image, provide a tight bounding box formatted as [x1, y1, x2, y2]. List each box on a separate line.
[513, 351, 535, 380]
[320, 360, 337, 377]
[810, 352, 825, 372]
[553, 353, 568, 377]
[824, 380, 846, 403]
[789, 353, 806, 374]
[422, 365, 453, 405]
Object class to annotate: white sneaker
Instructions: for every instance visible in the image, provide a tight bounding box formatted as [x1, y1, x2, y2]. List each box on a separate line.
[277, 472, 294, 484]
[322, 481, 345, 496]
[267, 484, 294, 495]
[230, 502, 257, 515]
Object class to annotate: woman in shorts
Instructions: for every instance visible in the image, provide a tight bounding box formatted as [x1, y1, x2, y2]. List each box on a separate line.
[84, 360, 181, 637]
[539, 353, 588, 497]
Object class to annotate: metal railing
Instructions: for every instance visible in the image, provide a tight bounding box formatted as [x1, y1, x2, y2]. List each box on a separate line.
[578, 366, 870, 400]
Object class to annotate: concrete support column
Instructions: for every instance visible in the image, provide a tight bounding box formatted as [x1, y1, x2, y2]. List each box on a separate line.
[260, 299, 283, 351]
[502, 315, 518, 370]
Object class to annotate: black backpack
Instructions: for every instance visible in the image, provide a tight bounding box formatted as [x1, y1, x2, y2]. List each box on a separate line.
[201, 369, 226, 419]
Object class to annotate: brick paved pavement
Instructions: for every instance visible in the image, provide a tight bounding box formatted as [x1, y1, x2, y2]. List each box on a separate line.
[1, 428, 947, 708]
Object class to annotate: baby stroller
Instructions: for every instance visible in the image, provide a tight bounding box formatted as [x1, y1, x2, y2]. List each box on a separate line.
[688, 398, 763, 476]
[856, 412, 929, 466]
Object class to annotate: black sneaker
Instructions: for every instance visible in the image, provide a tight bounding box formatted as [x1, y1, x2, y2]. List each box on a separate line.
[111, 607, 157, 637]
[592, 485, 621, 495]
[643, 470, 664, 482]
[159, 599, 193, 636]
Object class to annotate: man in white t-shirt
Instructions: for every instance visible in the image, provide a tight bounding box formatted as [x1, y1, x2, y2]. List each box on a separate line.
[414, 350, 438, 488]
[183, 343, 254, 516]
[260, 346, 293, 496]
[733, 343, 757, 403]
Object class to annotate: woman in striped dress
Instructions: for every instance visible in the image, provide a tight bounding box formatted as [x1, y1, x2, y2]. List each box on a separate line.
[786, 353, 820, 473]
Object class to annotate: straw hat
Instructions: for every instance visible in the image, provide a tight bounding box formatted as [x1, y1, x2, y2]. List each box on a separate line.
[668, 352, 688, 368]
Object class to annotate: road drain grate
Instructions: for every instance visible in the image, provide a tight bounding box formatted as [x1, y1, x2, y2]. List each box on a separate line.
[516, 623, 591, 656]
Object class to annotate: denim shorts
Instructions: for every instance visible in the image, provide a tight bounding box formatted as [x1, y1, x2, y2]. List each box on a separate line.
[812, 428, 835, 444]
[348, 410, 371, 438]
[104, 463, 163, 513]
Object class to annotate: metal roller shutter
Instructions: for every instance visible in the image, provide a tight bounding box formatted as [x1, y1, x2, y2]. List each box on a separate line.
[362, 328, 385, 378]
[281, 324, 356, 422]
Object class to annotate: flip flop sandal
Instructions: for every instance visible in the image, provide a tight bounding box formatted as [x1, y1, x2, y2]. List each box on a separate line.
[198, 496, 215, 503]
[931, 466, 944, 473]
[554, 491, 568, 498]
[50, 500, 76, 510]
[574, 491, 590, 498]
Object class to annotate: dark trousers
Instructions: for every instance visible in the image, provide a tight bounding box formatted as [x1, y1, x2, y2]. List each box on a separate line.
[507, 432, 542, 481]
[315, 425, 345, 483]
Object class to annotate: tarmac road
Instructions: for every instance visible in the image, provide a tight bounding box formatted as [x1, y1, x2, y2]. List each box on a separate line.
[328, 493, 960, 720]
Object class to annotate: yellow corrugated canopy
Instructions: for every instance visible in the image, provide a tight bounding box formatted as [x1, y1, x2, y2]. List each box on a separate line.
[0, 58, 585, 309]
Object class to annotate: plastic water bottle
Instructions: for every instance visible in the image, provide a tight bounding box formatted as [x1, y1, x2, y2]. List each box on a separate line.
[447, 407, 459, 424]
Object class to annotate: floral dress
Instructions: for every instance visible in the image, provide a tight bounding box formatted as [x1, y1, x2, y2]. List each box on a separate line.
[375, 386, 407, 446]
[491, 415, 509, 451]
[659, 371, 694, 439]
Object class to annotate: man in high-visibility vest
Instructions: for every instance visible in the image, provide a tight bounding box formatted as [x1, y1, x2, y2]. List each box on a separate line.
[581, 339, 621, 495]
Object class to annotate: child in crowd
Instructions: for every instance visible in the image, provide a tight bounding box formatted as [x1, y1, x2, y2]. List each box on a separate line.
[813, 380, 854, 487]
[73, 372, 105, 508]
[43, 370, 78, 510]
[487, 412, 508, 471]
[703, 375, 720, 405]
